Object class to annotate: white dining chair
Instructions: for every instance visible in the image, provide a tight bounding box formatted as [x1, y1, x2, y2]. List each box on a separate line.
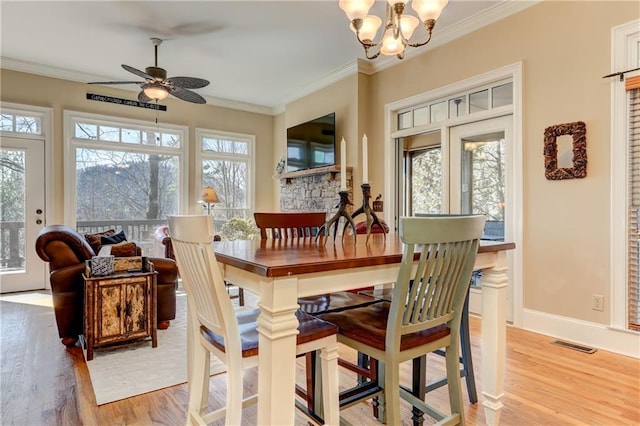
[168, 214, 340, 425]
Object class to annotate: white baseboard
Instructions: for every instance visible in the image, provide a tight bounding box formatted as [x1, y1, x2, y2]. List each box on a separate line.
[522, 308, 640, 359]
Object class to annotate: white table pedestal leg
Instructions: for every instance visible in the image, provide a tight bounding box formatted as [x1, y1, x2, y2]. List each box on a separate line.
[481, 262, 508, 426]
[256, 277, 300, 425]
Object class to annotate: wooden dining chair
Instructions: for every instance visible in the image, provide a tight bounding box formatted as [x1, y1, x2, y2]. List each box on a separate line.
[318, 215, 486, 425]
[253, 211, 382, 418]
[167, 215, 340, 425]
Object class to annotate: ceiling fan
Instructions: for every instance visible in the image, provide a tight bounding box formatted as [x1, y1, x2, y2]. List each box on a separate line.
[88, 38, 209, 104]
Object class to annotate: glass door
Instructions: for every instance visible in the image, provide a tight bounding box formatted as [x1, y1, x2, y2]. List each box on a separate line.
[0, 137, 46, 293]
[450, 115, 513, 320]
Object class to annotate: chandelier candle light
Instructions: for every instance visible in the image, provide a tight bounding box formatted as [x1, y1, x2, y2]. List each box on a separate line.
[339, 0, 449, 60]
[340, 137, 347, 190]
[362, 134, 368, 183]
[318, 137, 357, 244]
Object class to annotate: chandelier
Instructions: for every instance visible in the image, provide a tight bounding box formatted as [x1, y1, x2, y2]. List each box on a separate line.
[339, 0, 449, 60]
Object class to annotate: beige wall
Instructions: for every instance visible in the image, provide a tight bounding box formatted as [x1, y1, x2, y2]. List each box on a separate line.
[0, 69, 276, 222]
[363, 1, 637, 324]
[284, 74, 360, 188]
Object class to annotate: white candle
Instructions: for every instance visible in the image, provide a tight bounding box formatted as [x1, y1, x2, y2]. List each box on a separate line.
[362, 133, 368, 183]
[340, 137, 347, 191]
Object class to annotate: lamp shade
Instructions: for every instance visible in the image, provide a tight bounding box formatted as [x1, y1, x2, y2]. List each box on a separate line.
[142, 83, 169, 100]
[199, 187, 220, 203]
[339, 0, 375, 21]
[411, 0, 449, 21]
[380, 28, 405, 56]
[351, 15, 382, 41]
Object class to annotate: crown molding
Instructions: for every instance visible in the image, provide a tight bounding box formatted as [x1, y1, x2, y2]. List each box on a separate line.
[1, 56, 274, 116]
[279, 58, 361, 107]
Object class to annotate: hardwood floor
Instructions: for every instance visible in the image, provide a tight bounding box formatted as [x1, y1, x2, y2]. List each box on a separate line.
[1, 291, 639, 425]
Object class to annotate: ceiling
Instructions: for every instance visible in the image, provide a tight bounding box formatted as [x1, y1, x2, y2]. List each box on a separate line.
[1, 1, 533, 114]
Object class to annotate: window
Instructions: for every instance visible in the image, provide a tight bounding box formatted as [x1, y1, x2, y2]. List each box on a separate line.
[65, 111, 187, 254]
[197, 129, 254, 227]
[1, 112, 42, 134]
[627, 83, 640, 330]
[611, 19, 640, 332]
[405, 146, 442, 215]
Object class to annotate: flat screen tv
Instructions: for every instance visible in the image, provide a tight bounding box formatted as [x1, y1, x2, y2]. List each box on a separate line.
[286, 112, 335, 172]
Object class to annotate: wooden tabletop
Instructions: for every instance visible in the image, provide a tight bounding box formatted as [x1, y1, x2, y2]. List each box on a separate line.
[213, 234, 515, 278]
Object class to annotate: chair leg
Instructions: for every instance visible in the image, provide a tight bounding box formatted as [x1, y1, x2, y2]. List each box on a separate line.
[383, 359, 401, 426]
[238, 287, 245, 306]
[460, 292, 478, 404]
[226, 354, 245, 425]
[445, 342, 465, 425]
[411, 356, 426, 426]
[187, 343, 209, 425]
[305, 352, 316, 408]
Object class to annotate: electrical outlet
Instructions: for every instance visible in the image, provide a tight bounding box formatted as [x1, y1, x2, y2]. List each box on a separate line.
[592, 294, 605, 311]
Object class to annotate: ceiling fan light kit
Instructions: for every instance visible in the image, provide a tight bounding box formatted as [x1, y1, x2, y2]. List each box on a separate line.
[88, 37, 209, 104]
[339, 0, 449, 60]
[142, 83, 169, 101]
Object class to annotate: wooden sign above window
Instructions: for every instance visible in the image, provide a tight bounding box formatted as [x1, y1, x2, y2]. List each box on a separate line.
[86, 93, 167, 111]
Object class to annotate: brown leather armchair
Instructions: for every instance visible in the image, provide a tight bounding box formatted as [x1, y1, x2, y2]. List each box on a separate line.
[35, 225, 178, 347]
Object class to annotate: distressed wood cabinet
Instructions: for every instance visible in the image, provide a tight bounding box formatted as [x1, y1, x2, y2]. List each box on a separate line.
[83, 258, 157, 360]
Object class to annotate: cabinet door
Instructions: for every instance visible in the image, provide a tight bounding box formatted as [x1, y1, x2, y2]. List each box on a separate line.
[98, 284, 124, 340]
[124, 280, 148, 334]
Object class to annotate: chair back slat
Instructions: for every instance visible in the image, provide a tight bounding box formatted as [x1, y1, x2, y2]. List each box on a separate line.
[254, 212, 326, 240]
[168, 215, 241, 349]
[388, 215, 486, 345]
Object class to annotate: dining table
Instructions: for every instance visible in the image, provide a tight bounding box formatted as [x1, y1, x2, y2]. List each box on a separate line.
[210, 233, 515, 425]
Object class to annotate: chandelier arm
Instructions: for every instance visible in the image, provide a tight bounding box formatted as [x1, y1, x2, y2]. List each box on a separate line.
[408, 19, 436, 48]
[364, 47, 381, 60]
[356, 32, 381, 49]
[407, 29, 433, 48]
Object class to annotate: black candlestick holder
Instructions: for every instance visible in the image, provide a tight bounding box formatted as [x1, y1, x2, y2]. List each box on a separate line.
[317, 190, 356, 245]
[347, 183, 386, 244]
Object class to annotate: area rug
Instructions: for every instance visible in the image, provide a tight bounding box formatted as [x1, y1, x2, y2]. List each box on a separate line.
[84, 289, 256, 405]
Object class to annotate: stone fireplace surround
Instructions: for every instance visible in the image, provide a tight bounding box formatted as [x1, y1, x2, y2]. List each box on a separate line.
[278, 165, 353, 216]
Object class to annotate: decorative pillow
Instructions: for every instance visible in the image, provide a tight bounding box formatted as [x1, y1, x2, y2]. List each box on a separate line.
[109, 241, 137, 257]
[100, 230, 127, 245]
[84, 229, 116, 253]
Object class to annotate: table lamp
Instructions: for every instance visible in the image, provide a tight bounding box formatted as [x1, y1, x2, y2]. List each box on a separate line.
[199, 186, 220, 215]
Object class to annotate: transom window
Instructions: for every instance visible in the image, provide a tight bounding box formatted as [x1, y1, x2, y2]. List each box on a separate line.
[73, 120, 181, 148]
[398, 80, 513, 130]
[0, 113, 42, 134]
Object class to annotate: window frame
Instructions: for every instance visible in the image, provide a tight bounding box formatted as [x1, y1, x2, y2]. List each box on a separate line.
[610, 19, 640, 332]
[63, 110, 189, 227]
[384, 62, 523, 327]
[194, 128, 255, 220]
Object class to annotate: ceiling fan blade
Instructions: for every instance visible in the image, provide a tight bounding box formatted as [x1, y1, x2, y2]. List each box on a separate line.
[122, 64, 155, 81]
[88, 80, 145, 85]
[169, 86, 206, 104]
[138, 90, 153, 103]
[166, 76, 210, 89]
